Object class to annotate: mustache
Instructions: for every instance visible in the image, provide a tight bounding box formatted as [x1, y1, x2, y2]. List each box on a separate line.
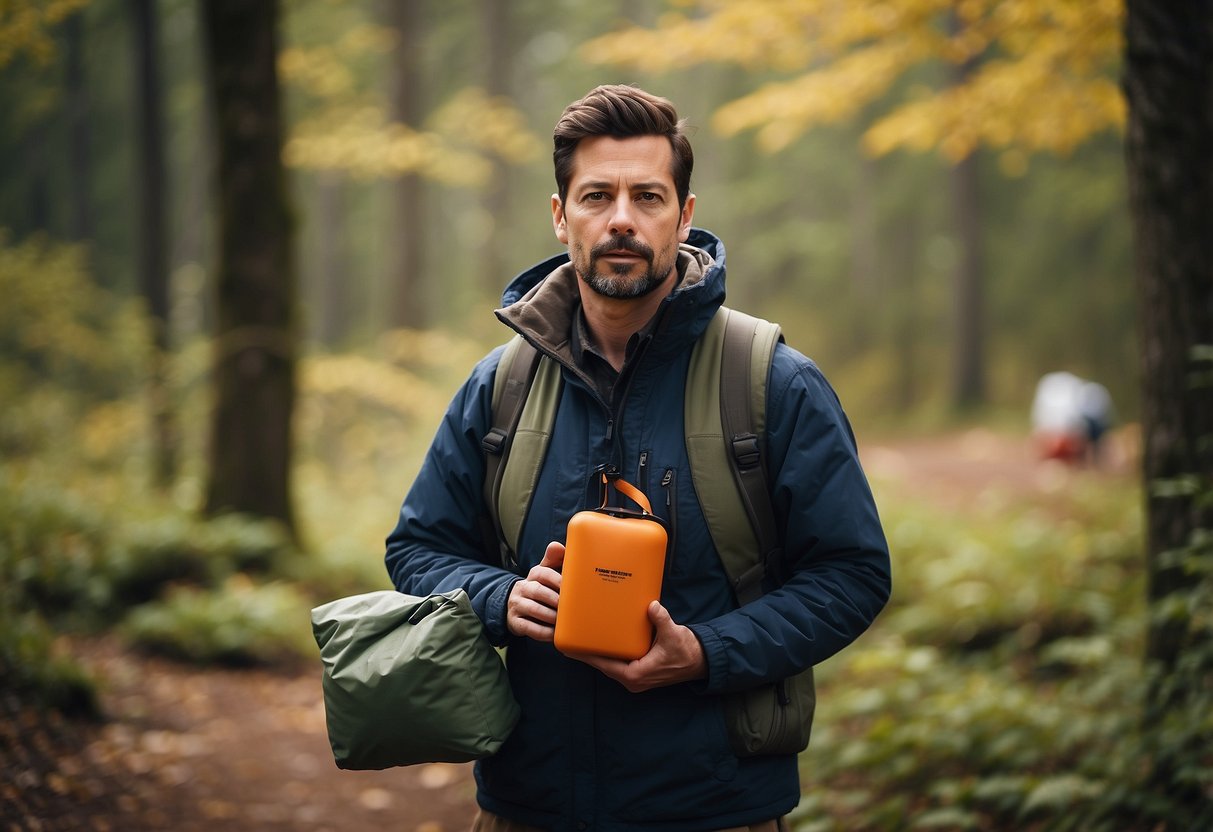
[589, 235, 654, 261]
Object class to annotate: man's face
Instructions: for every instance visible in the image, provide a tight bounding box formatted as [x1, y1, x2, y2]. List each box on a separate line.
[552, 135, 695, 300]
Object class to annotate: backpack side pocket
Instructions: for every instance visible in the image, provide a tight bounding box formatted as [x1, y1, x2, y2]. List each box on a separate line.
[723, 667, 816, 757]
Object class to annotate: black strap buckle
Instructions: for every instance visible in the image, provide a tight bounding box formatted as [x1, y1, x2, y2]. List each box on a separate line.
[482, 427, 508, 455]
[730, 433, 761, 470]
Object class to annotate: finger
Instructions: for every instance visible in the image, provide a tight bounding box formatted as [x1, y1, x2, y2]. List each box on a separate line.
[522, 568, 562, 604]
[539, 540, 565, 570]
[513, 618, 555, 642]
[517, 596, 558, 625]
[507, 600, 556, 640]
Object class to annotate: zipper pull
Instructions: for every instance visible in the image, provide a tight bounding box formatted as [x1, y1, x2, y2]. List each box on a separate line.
[605, 419, 614, 442]
[661, 468, 673, 506]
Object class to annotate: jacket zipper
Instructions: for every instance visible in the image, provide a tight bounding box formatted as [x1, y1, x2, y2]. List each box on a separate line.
[660, 467, 677, 578]
[603, 331, 659, 471]
[637, 450, 650, 492]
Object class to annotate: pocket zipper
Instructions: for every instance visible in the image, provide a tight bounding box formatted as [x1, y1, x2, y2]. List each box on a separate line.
[660, 468, 677, 577]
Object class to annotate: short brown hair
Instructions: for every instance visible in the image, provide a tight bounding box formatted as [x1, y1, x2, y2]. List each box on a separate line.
[553, 84, 693, 209]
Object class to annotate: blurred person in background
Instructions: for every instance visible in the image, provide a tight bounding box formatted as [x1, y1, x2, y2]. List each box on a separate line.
[1031, 371, 1115, 465]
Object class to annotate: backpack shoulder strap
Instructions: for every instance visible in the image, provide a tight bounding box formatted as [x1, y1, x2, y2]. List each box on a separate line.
[482, 335, 561, 568]
[686, 306, 784, 605]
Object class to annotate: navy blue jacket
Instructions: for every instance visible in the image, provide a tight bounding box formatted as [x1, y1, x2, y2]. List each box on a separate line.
[385, 229, 891, 830]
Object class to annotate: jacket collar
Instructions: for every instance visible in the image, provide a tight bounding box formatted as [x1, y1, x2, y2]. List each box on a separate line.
[495, 228, 728, 367]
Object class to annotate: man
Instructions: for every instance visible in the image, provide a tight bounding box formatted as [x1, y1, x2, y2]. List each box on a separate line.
[385, 85, 891, 831]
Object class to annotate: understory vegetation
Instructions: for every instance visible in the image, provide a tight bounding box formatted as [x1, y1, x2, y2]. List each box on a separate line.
[797, 472, 1160, 830]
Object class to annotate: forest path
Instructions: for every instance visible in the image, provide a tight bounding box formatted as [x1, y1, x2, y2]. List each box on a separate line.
[4, 428, 1138, 832]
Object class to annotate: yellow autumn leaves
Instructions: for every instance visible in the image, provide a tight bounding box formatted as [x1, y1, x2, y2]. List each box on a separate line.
[279, 26, 541, 186]
[583, 0, 1125, 167]
[0, 0, 88, 69]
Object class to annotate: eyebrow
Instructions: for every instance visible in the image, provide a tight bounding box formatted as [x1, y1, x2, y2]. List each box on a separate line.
[576, 180, 671, 195]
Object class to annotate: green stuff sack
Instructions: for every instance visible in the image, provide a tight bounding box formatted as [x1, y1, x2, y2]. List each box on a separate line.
[311, 588, 520, 770]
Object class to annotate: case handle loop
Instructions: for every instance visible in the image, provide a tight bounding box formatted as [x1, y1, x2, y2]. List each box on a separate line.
[597, 471, 653, 515]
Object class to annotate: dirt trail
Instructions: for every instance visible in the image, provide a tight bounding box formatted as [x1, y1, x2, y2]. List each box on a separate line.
[4, 638, 478, 832]
[3, 429, 1138, 832]
[859, 426, 1137, 510]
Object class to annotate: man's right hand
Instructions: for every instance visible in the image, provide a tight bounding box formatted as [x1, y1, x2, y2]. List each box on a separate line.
[506, 541, 564, 641]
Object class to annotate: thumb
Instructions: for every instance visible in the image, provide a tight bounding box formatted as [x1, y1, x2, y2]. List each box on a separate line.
[648, 600, 673, 630]
[539, 541, 565, 571]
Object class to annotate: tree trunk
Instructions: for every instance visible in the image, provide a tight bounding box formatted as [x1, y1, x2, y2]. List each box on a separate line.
[385, 0, 427, 330]
[847, 153, 879, 357]
[200, 0, 298, 536]
[949, 10, 985, 411]
[313, 170, 350, 348]
[891, 215, 919, 412]
[65, 10, 92, 244]
[478, 0, 513, 299]
[131, 0, 177, 488]
[950, 150, 984, 410]
[1124, 0, 1213, 818]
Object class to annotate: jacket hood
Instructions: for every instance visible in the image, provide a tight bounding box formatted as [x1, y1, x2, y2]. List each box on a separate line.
[495, 228, 728, 365]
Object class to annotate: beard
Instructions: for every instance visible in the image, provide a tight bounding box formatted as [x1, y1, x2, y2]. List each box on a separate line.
[576, 235, 676, 300]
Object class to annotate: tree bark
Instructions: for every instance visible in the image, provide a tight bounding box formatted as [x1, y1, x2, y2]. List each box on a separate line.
[65, 10, 92, 245]
[200, 0, 298, 536]
[950, 150, 984, 410]
[949, 14, 985, 411]
[131, 0, 177, 488]
[1124, 0, 1213, 816]
[385, 0, 427, 330]
[313, 170, 350, 347]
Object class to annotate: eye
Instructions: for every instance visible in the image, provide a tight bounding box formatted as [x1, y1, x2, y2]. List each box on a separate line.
[584, 192, 608, 201]
[637, 192, 659, 203]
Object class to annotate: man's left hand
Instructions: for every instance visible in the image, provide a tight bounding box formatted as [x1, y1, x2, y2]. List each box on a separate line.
[570, 601, 707, 693]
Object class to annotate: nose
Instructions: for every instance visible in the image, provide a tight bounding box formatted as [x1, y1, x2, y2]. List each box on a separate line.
[608, 199, 636, 236]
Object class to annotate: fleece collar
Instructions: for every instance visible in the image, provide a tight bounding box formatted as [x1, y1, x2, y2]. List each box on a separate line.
[495, 228, 728, 369]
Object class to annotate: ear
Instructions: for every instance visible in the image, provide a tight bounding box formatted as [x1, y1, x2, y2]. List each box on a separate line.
[678, 193, 696, 243]
[552, 194, 568, 244]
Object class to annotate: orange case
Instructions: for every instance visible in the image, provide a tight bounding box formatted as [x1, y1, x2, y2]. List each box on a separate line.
[554, 478, 668, 661]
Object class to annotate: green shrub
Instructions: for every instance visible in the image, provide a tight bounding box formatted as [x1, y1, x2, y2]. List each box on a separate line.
[0, 470, 112, 616]
[0, 607, 97, 716]
[0, 461, 299, 615]
[120, 576, 316, 666]
[106, 512, 295, 605]
[877, 477, 1142, 667]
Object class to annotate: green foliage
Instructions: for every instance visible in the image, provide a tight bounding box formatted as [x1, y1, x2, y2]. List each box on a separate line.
[0, 466, 296, 621]
[109, 512, 294, 605]
[0, 231, 150, 457]
[0, 231, 148, 396]
[0, 469, 111, 616]
[120, 576, 315, 667]
[0, 461, 311, 699]
[796, 472, 1152, 831]
[0, 607, 98, 717]
[881, 478, 1142, 656]
[1131, 526, 1213, 829]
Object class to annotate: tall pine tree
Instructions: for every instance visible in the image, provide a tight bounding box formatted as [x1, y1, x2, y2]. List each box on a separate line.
[201, 0, 298, 536]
